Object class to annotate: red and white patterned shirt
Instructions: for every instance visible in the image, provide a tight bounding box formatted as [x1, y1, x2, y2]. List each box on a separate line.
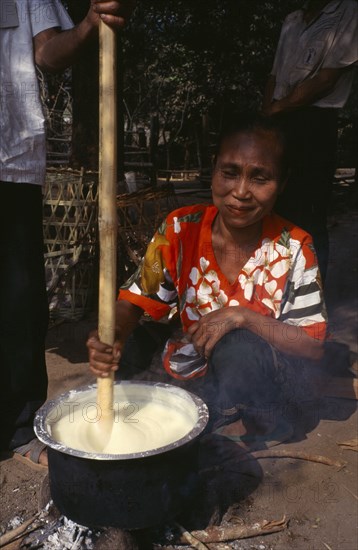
[119, 205, 327, 379]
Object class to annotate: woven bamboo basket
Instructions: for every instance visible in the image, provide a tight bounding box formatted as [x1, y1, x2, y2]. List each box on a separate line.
[43, 174, 177, 320]
[43, 167, 98, 321]
[117, 184, 178, 283]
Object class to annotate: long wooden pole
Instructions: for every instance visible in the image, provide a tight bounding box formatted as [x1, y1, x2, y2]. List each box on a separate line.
[97, 20, 117, 425]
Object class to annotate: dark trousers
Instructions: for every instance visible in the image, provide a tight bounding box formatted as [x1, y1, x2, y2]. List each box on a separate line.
[182, 329, 287, 429]
[0, 182, 49, 450]
[275, 107, 338, 281]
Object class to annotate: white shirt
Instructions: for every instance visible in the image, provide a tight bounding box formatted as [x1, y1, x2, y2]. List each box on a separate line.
[271, 0, 358, 108]
[0, 0, 73, 185]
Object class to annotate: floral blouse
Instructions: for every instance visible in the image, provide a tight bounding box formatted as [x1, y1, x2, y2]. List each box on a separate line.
[119, 205, 327, 379]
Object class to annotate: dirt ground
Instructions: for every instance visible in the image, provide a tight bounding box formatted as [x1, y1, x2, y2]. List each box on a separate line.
[0, 174, 357, 549]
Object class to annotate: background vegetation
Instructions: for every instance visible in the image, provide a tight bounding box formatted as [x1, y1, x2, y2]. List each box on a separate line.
[65, 0, 357, 171]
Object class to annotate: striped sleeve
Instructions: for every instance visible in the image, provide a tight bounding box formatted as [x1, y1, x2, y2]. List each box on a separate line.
[280, 241, 327, 340]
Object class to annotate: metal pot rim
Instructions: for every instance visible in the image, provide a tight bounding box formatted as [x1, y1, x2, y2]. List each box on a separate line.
[34, 381, 209, 461]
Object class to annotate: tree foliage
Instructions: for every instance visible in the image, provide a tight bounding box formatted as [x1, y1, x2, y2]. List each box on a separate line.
[66, 0, 356, 169]
[121, 1, 300, 152]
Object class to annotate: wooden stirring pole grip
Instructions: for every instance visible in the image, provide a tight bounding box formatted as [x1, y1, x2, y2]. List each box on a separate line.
[97, 20, 117, 420]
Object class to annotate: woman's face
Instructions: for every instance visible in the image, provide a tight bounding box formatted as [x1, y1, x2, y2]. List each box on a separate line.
[212, 129, 285, 231]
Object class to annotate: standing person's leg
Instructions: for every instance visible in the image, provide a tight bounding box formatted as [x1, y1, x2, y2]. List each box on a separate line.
[274, 111, 308, 228]
[0, 182, 49, 451]
[274, 108, 338, 281]
[304, 109, 337, 280]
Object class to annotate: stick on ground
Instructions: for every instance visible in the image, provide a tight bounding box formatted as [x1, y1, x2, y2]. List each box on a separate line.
[175, 516, 288, 544]
[249, 449, 346, 469]
[0, 514, 41, 548]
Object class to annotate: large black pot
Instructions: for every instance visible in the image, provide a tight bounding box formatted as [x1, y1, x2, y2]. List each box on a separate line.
[34, 381, 209, 529]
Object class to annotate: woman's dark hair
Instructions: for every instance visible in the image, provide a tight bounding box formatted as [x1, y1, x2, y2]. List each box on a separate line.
[214, 112, 290, 181]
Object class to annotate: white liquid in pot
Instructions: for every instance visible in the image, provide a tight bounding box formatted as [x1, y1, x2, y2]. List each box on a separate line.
[50, 397, 195, 455]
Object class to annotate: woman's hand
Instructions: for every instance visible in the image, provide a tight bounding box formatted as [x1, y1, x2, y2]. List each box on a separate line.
[86, 330, 121, 377]
[187, 306, 246, 359]
[188, 306, 325, 362]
